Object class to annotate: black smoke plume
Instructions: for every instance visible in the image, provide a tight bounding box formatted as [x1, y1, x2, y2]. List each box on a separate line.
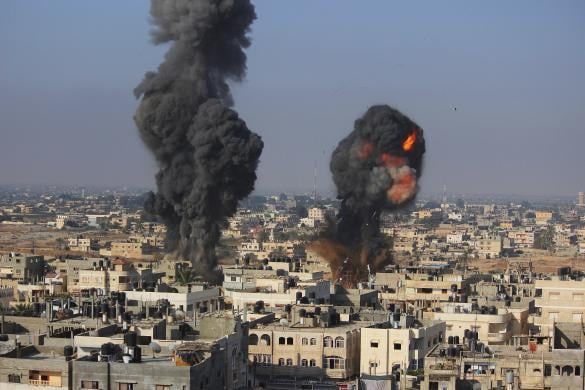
[134, 0, 263, 279]
[317, 105, 425, 285]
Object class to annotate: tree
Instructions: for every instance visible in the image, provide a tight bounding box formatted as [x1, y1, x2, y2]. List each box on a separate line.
[55, 238, 68, 250]
[534, 226, 554, 252]
[175, 268, 199, 285]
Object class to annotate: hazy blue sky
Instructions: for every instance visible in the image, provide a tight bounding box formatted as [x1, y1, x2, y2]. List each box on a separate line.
[1, 1, 584, 197]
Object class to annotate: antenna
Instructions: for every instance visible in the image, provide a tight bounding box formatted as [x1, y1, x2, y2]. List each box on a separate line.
[442, 184, 447, 205]
[313, 161, 318, 206]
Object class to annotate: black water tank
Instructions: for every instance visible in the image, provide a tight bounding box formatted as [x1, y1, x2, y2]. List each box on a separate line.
[454, 336, 460, 344]
[451, 284, 457, 292]
[299, 309, 307, 318]
[64, 345, 74, 360]
[489, 306, 497, 315]
[448, 336, 454, 345]
[133, 346, 142, 363]
[0, 335, 8, 342]
[314, 307, 321, 316]
[101, 342, 115, 355]
[284, 304, 292, 313]
[124, 332, 137, 347]
[295, 292, 303, 302]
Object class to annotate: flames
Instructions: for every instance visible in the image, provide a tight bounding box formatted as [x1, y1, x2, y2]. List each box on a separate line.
[402, 130, 417, 152]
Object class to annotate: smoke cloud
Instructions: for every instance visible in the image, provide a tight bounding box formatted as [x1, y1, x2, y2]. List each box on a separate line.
[318, 105, 425, 285]
[134, 0, 263, 279]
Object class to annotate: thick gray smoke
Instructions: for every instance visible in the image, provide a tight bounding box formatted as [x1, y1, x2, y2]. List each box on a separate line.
[134, 0, 263, 279]
[317, 105, 425, 285]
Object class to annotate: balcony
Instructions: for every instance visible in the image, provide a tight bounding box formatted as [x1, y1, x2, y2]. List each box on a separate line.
[487, 331, 509, 343]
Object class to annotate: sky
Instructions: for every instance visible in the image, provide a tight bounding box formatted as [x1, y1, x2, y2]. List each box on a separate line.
[0, 1, 584, 198]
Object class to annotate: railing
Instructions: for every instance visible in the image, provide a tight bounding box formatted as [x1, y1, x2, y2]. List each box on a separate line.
[29, 379, 51, 386]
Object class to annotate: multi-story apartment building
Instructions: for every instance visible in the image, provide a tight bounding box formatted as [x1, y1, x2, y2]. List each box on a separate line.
[360, 315, 446, 375]
[534, 278, 585, 336]
[248, 305, 361, 388]
[0, 253, 44, 282]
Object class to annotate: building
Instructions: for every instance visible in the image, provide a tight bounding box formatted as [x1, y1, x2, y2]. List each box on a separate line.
[535, 211, 553, 225]
[0, 253, 44, 283]
[74, 260, 142, 295]
[475, 237, 503, 259]
[111, 241, 145, 259]
[425, 301, 529, 346]
[421, 342, 584, 390]
[360, 315, 446, 376]
[248, 305, 361, 388]
[124, 287, 221, 316]
[578, 191, 584, 207]
[0, 345, 71, 389]
[534, 278, 585, 336]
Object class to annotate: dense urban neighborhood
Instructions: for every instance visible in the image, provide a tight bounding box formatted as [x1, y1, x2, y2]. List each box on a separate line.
[0, 186, 584, 389]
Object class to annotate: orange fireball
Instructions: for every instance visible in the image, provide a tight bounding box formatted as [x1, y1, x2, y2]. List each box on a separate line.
[402, 130, 417, 152]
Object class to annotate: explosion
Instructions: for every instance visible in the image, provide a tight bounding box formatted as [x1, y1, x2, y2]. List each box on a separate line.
[315, 105, 426, 286]
[134, 0, 263, 280]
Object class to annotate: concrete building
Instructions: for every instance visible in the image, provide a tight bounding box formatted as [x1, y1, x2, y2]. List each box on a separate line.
[248, 305, 361, 388]
[110, 241, 145, 259]
[425, 302, 529, 346]
[475, 237, 503, 259]
[74, 260, 141, 295]
[0, 345, 70, 389]
[225, 280, 331, 311]
[534, 278, 585, 336]
[421, 342, 585, 390]
[124, 287, 221, 316]
[0, 253, 44, 283]
[360, 315, 446, 376]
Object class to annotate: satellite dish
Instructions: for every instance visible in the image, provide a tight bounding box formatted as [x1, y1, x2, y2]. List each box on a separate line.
[149, 342, 161, 358]
[149, 342, 161, 353]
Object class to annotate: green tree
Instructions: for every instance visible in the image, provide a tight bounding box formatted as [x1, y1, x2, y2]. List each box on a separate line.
[175, 268, 199, 285]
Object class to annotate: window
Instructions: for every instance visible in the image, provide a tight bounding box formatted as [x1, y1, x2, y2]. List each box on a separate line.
[302, 337, 308, 345]
[324, 336, 333, 347]
[8, 374, 20, 383]
[576, 366, 581, 376]
[155, 386, 172, 390]
[370, 340, 379, 348]
[549, 312, 559, 322]
[309, 359, 316, 367]
[301, 359, 308, 367]
[249, 334, 259, 345]
[230, 276, 237, 282]
[324, 356, 345, 370]
[81, 381, 99, 389]
[286, 337, 294, 345]
[394, 343, 402, 350]
[260, 334, 271, 346]
[253, 354, 272, 366]
[549, 292, 560, 300]
[310, 338, 317, 345]
[286, 358, 293, 366]
[278, 358, 285, 366]
[118, 384, 135, 390]
[335, 337, 345, 348]
[278, 337, 285, 345]
[562, 366, 574, 376]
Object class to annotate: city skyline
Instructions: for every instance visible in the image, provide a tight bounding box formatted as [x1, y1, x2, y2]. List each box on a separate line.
[1, 1, 584, 197]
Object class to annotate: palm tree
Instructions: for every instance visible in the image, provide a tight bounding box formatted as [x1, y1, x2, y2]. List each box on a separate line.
[175, 268, 198, 285]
